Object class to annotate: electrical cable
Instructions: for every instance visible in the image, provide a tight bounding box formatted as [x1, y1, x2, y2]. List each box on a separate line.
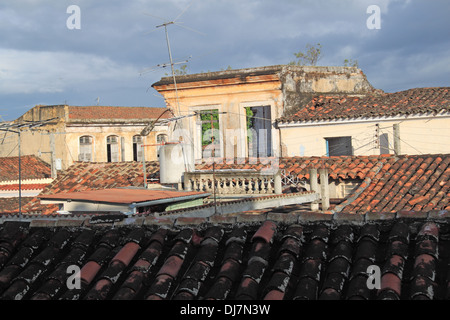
[5, 143, 18, 157]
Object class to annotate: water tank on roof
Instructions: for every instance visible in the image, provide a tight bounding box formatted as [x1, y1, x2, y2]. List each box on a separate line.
[159, 142, 194, 185]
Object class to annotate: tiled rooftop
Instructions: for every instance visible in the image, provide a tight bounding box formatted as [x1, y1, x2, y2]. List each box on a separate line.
[197, 155, 395, 180]
[0, 197, 34, 215]
[198, 154, 450, 214]
[336, 154, 450, 214]
[0, 155, 51, 182]
[67, 106, 170, 121]
[0, 211, 449, 300]
[13, 153, 450, 216]
[0, 184, 49, 192]
[277, 87, 450, 123]
[17, 156, 381, 215]
[22, 161, 160, 215]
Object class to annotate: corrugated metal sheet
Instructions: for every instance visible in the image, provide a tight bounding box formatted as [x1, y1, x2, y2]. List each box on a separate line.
[39, 188, 208, 204]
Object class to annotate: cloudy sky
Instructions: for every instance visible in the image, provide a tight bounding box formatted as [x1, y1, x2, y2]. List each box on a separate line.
[0, 0, 449, 121]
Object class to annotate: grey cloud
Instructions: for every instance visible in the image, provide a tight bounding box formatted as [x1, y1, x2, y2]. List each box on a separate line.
[0, 0, 448, 121]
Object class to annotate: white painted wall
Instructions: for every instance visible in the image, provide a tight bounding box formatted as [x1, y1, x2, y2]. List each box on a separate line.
[279, 115, 450, 156]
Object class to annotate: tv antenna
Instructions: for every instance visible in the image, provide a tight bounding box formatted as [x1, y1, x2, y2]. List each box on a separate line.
[139, 55, 191, 76]
[142, 1, 206, 176]
[143, 1, 205, 121]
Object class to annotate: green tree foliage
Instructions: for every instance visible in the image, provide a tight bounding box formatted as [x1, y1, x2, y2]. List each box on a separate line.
[200, 110, 220, 146]
[245, 107, 254, 143]
[165, 64, 188, 76]
[343, 59, 359, 68]
[289, 43, 323, 66]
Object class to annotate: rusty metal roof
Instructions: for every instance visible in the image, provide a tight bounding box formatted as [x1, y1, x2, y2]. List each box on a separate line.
[39, 188, 209, 204]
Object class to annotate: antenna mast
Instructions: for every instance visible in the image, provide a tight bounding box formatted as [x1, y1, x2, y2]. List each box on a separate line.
[157, 21, 183, 120]
[144, 1, 200, 121]
[143, 1, 204, 175]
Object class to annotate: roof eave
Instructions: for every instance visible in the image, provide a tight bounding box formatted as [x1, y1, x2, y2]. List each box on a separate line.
[151, 65, 284, 88]
[39, 193, 211, 207]
[277, 110, 450, 127]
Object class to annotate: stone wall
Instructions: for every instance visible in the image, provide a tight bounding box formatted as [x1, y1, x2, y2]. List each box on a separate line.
[279, 65, 378, 117]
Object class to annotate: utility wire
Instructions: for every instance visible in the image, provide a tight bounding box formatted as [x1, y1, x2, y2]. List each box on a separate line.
[283, 133, 374, 155]
[64, 135, 75, 162]
[394, 135, 423, 155]
[280, 125, 377, 142]
[5, 143, 18, 157]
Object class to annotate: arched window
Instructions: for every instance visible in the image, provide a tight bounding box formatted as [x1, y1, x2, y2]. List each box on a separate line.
[106, 135, 119, 162]
[79, 136, 93, 162]
[133, 135, 143, 161]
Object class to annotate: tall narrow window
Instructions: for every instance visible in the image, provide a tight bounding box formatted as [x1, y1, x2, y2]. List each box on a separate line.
[106, 135, 119, 162]
[325, 136, 353, 156]
[79, 136, 93, 162]
[246, 106, 272, 157]
[380, 133, 390, 155]
[195, 110, 221, 159]
[133, 135, 143, 161]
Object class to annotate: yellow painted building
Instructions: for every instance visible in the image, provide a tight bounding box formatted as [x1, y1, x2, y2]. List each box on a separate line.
[277, 87, 450, 156]
[0, 105, 170, 171]
[152, 65, 376, 162]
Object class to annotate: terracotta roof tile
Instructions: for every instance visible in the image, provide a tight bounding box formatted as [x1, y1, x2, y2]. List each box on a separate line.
[278, 87, 450, 123]
[4, 217, 449, 300]
[20, 161, 160, 215]
[0, 197, 34, 214]
[0, 155, 51, 182]
[293, 276, 319, 300]
[340, 154, 450, 214]
[380, 273, 402, 298]
[68, 106, 170, 121]
[197, 155, 392, 181]
[11, 152, 450, 216]
[0, 184, 49, 191]
[251, 220, 277, 244]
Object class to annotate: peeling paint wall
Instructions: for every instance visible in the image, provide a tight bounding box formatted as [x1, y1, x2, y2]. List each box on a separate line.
[279, 66, 376, 117]
[17, 104, 68, 123]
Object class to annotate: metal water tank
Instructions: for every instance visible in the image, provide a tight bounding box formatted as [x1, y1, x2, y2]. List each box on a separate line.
[159, 142, 193, 184]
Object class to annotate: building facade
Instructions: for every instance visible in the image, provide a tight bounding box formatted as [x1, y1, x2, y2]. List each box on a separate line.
[277, 87, 450, 157]
[0, 105, 170, 171]
[0, 155, 53, 214]
[151, 65, 376, 162]
[152, 65, 449, 159]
